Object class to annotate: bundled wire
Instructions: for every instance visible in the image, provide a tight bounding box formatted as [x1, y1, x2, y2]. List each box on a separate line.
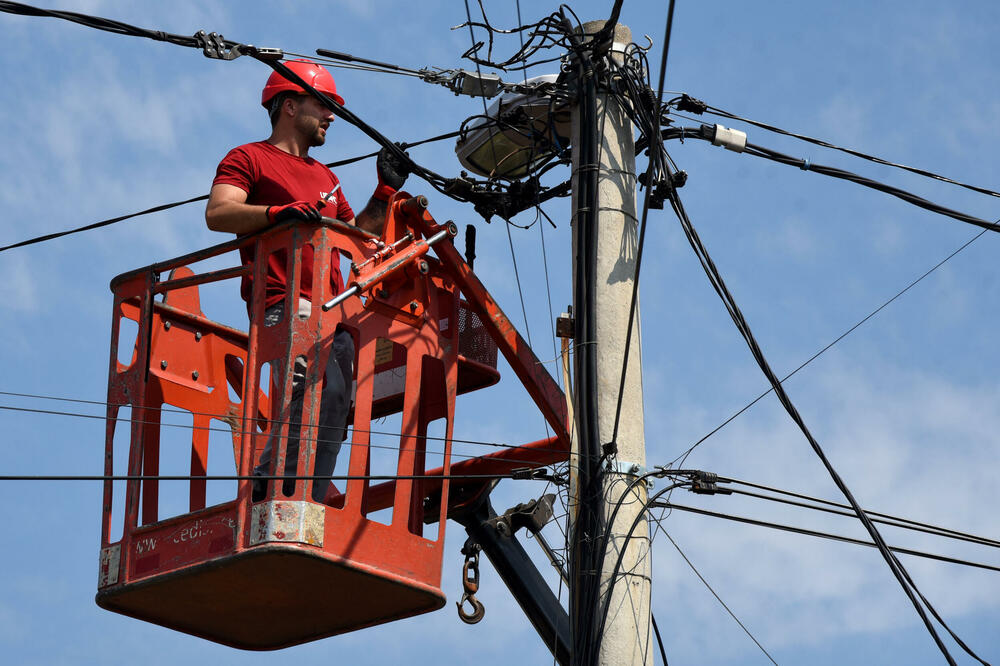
[455, 0, 588, 71]
[672, 96, 1000, 200]
[664, 184, 987, 665]
[661, 124, 1000, 234]
[0, 1, 475, 209]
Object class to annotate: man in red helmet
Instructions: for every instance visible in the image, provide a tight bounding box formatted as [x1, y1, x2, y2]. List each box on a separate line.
[205, 59, 409, 502]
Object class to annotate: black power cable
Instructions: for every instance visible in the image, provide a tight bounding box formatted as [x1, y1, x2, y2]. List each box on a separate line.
[664, 185, 985, 665]
[684, 99, 1000, 200]
[0, 472, 512, 482]
[608, 0, 676, 460]
[593, 4, 677, 664]
[0, 121, 461, 254]
[744, 140, 1000, 233]
[0, 193, 208, 253]
[650, 612, 669, 666]
[666, 125, 1000, 234]
[0, 1, 488, 211]
[652, 501, 1000, 576]
[559, 9, 605, 664]
[721, 477, 1000, 550]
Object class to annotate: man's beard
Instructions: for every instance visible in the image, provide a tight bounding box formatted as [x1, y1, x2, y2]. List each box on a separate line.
[309, 129, 326, 147]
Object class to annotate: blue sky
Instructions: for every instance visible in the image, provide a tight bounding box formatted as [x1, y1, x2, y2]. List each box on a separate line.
[0, 1, 998, 664]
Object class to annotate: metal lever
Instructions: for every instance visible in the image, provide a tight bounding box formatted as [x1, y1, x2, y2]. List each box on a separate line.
[321, 224, 456, 311]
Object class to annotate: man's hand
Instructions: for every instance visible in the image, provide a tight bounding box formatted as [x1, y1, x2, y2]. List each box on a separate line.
[375, 145, 411, 195]
[267, 201, 323, 224]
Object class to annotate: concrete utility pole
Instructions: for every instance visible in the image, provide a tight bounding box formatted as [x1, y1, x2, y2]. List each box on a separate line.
[569, 20, 651, 666]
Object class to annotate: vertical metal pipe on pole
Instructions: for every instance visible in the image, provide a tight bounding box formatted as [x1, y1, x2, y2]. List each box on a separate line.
[569, 20, 651, 665]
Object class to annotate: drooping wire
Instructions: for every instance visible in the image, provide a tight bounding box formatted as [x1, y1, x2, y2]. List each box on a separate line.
[665, 185, 983, 665]
[649, 613, 669, 666]
[669, 225, 989, 466]
[456, 2, 588, 72]
[0, 193, 208, 253]
[0, 129, 464, 254]
[662, 530, 779, 666]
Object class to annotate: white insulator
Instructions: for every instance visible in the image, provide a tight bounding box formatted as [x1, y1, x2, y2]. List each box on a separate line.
[712, 124, 747, 152]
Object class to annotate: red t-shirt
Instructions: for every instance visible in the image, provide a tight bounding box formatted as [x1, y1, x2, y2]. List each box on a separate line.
[213, 141, 356, 308]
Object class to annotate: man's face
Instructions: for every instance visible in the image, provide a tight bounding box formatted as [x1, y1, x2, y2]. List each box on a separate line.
[291, 95, 335, 147]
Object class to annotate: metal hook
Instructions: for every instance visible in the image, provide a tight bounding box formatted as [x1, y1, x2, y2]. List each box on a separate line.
[457, 592, 486, 624]
[461, 555, 480, 595]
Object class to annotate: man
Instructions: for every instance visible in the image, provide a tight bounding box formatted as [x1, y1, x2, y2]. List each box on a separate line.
[205, 59, 408, 502]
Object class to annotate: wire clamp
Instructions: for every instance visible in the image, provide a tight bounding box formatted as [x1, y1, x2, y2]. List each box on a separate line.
[690, 470, 732, 495]
[194, 30, 282, 62]
[605, 460, 654, 489]
[676, 93, 707, 115]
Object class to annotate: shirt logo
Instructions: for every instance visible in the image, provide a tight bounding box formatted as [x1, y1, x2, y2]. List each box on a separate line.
[320, 191, 338, 207]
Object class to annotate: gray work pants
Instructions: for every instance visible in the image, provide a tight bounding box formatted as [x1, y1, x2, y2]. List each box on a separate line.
[253, 299, 354, 502]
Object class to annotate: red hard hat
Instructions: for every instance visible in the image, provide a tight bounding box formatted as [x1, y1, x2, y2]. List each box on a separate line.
[261, 59, 344, 108]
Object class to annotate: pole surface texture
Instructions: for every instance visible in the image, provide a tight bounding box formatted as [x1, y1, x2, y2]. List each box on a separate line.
[569, 21, 652, 666]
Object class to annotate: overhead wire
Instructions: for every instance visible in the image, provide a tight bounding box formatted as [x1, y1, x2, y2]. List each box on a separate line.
[686, 99, 1000, 200]
[722, 476, 1000, 549]
[651, 501, 1000, 575]
[594, 478, 762, 662]
[0, 397, 570, 464]
[0, 1, 485, 212]
[725, 485, 1000, 550]
[0, 128, 464, 254]
[0, 471, 515, 483]
[663, 125, 1000, 234]
[669, 225, 989, 466]
[664, 183, 984, 664]
[662, 530, 779, 666]
[512, 0, 560, 370]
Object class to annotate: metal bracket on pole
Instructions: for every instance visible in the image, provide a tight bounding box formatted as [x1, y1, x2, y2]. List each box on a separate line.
[604, 460, 654, 489]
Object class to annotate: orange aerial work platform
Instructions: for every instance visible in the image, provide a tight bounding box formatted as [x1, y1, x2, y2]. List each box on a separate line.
[97, 194, 570, 649]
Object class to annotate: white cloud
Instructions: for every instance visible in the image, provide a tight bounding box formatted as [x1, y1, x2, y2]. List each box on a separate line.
[641, 358, 1000, 660]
